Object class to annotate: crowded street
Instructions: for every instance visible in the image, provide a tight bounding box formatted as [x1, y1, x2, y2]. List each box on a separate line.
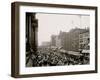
[26, 47, 89, 67]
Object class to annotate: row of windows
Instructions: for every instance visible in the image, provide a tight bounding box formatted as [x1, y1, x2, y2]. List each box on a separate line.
[79, 38, 89, 43]
[79, 44, 90, 50]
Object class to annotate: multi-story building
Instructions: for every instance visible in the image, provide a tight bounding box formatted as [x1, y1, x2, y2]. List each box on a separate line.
[26, 13, 38, 67]
[26, 13, 38, 52]
[51, 28, 89, 52]
[51, 35, 62, 48]
[51, 35, 56, 47]
[79, 30, 90, 51]
[59, 28, 87, 51]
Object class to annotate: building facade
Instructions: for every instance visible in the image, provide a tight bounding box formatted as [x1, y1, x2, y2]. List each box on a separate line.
[51, 35, 62, 48]
[79, 30, 90, 50]
[26, 13, 38, 52]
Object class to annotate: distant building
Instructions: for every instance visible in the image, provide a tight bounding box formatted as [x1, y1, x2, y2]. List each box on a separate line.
[41, 42, 51, 47]
[58, 31, 68, 50]
[55, 36, 62, 47]
[50, 28, 89, 52]
[79, 30, 90, 50]
[59, 28, 87, 51]
[51, 35, 56, 46]
[51, 35, 62, 48]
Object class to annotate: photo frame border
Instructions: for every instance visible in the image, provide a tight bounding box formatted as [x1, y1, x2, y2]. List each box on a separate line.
[11, 2, 98, 78]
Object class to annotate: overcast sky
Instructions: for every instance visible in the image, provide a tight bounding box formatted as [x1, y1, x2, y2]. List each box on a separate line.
[36, 13, 90, 46]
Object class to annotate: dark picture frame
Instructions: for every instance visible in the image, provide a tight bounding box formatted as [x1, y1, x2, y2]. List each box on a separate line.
[11, 2, 98, 78]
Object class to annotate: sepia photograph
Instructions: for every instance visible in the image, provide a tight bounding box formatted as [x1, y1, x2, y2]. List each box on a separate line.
[11, 2, 97, 77]
[26, 12, 90, 67]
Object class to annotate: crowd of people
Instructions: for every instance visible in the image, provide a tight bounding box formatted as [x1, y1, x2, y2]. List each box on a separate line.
[26, 47, 89, 67]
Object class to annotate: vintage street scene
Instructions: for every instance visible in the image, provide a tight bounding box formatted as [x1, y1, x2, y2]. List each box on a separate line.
[26, 12, 90, 67]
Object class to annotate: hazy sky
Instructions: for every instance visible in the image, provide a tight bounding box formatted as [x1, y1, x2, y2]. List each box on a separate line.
[36, 13, 90, 46]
